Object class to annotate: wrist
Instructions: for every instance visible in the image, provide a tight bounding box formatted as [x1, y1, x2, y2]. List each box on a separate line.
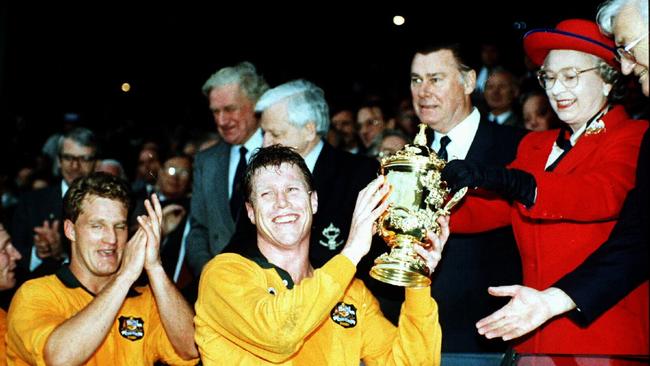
[114, 270, 138, 289]
[145, 263, 166, 277]
[340, 246, 363, 266]
[543, 287, 577, 317]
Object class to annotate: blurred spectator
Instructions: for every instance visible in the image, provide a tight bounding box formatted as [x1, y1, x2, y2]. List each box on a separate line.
[95, 159, 127, 180]
[41, 112, 82, 178]
[475, 41, 502, 95]
[11, 127, 99, 280]
[329, 107, 365, 154]
[521, 90, 561, 131]
[520, 54, 543, 95]
[484, 68, 523, 128]
[357, 101, 392, 157]
[131, 146, 161, 200]
[377, 129, 411, 160]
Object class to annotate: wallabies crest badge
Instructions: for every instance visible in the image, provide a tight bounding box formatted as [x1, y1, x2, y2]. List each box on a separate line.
[119, 316, 144, 341]
[330, 302, 357, 328]
[320, 222, 343, 250]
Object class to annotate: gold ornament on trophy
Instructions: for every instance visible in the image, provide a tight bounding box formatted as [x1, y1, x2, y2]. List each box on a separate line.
[370, 124, 467, 287]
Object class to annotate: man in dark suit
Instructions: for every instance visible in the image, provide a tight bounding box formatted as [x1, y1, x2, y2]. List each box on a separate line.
[247, 79, 379, 268]
[409, 42, 526, 352]
[186, 61, 270, 277]
[11, 127, 99, 279]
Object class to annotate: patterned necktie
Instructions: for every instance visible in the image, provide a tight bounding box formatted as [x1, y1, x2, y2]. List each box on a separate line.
[230, 146, 248, 220]
[438, 136, 451, 161]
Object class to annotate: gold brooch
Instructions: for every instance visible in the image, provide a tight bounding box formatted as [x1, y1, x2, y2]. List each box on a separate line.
[585, 119, 606, 135]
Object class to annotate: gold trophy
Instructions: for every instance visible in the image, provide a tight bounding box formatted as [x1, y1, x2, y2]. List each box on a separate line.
[370, 124, 467, 287]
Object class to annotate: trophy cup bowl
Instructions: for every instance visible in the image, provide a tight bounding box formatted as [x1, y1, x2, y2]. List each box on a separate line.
[369, 124, 467, 288]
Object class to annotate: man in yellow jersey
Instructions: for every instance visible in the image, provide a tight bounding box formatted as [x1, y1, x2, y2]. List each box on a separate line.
[6, 172, 199, 365]
[195, 145, 447, 365]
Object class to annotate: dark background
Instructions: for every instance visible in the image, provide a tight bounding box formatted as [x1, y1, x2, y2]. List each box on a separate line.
[0, 2, 604, 163]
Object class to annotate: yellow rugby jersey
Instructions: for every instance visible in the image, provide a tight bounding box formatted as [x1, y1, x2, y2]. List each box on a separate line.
[195, 250, 442, 365]
[6, 266, 198, 366]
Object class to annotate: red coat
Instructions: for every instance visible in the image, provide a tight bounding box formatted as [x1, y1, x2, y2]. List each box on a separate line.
[452, 105, 649, 355]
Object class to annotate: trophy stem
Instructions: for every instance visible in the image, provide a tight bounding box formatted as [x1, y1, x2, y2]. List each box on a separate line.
[369, 236, 431, 288]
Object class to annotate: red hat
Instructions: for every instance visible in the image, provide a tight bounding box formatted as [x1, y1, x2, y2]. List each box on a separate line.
[523, 19, 617, 67]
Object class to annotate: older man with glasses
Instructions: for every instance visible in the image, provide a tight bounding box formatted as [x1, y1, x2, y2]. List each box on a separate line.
[11, 127, 99, 281]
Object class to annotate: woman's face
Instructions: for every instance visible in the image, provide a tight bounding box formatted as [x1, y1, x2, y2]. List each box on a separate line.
[542, 50, 611, 132]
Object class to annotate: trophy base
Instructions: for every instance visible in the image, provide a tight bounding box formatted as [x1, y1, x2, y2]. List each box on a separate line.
[370, 249, 431, 288]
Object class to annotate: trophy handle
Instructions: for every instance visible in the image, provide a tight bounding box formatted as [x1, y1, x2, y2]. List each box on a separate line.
[439, 187, 468, 215]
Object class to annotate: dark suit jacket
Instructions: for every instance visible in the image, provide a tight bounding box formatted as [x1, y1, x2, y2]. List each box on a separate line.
[309, 142, 379, 267]
[186, 141, 236, 276]
[432, 119, 526, 352]
[554, 128, 649, 325]
[10, 183, 66, 279]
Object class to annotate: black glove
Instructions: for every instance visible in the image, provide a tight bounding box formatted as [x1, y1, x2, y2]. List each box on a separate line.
[442, 159, 537, 207]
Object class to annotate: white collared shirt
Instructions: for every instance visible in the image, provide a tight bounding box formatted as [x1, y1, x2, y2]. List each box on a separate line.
[228, 129, 264, 199]
[431, 108, 481, 161]
[303, 139, 324, 173]
[488, 110, 513, 125]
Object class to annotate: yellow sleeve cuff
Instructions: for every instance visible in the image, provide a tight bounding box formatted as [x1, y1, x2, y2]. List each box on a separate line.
[404, 287, 436, 316]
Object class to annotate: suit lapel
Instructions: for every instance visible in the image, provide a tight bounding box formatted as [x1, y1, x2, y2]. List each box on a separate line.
[212, 143, 234, 226]
[312, 142, 335, 192]
[466, 120, 495, 163]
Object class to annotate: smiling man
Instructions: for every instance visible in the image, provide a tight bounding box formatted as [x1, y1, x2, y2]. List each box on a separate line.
[194, 145, 448, 365]
[186, 61, 269, 278]
[6, 173, 198, 365]
[247, 79, 379, 270]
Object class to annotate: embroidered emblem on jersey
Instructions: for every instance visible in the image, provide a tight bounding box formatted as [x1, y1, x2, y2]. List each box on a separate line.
[330, 302, 357, 328]
[119, 316, 144, 341]
[320, 222, 343, 250]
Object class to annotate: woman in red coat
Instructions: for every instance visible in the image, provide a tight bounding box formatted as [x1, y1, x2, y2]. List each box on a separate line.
[442, 19, 648, 355]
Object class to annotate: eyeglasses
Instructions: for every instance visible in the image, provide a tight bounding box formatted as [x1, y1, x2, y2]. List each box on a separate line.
[59, 153, 96, 164]
[164, 166, 191, 177]
[536, 66, 599, 90]
[615, 32, 648, 66]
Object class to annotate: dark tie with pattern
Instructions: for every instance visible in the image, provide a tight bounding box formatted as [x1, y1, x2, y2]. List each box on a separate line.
[438, 136, 451, 161]
[230, 146, 248, 220]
